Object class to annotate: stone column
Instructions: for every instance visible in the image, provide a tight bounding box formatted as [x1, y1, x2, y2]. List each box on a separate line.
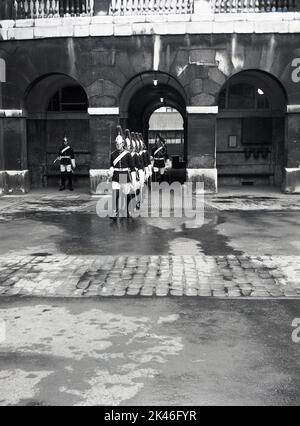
[88, 107, 119, 194]
[186, 106, 218, 193]
[283, 106, 300, 193]
[0, 111, 29, 194]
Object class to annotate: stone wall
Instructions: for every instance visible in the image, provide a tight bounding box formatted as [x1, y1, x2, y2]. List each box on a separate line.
[1, 33, 300, 110]
[1, 31, 300, 191]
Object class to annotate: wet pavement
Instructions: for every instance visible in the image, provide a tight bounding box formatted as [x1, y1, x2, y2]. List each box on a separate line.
[1, 189, 300, 406]
[0, 190, 300, 298]
[0, 297, 300, 406]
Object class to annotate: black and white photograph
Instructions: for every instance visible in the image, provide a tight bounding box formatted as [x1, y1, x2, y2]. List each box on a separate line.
[1, 0, 300, 409]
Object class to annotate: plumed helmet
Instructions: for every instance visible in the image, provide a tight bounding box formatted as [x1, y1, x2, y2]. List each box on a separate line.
[125, 129, 132, 150]
[115, 125, 125, 144]
[134, 133, 141, 151]
[130, 132, 136, 149]
[138, 133, 146, 150]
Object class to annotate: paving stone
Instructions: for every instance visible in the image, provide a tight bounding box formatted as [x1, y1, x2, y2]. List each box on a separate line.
[0, 253, 300, 298]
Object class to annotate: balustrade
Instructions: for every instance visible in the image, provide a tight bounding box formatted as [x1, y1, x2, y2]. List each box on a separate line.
[3, 0, 300, 20]
[212, 0, 297, 12]
[14, 0, 92, 18]
[109, 0, 194, 14]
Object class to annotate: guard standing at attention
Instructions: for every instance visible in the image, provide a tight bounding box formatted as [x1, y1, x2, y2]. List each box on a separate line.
[152, 134, 168, 183]
[139, 133, 152, 187]
[58, 135, 76, 191]
[108, 126, 136, 218]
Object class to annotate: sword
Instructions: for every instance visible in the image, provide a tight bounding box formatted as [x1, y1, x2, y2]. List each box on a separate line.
[52, 157, 60, 166]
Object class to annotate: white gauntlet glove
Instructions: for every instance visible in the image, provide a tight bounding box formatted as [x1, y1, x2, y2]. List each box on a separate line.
[108, 167, 114, 179]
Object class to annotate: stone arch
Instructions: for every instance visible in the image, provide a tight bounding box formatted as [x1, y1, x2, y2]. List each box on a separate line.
[25, 73, 90, 189]
[217, 69, 287, 111]
[216, 69, 287, 187]
[119, 71, 187, 121]
[24, 72, 89, 114]
[119, 71, 187, 159]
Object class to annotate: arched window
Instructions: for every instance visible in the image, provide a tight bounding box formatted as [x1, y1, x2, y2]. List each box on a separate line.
[47, 85, 87, 112]
[219, 82, 270, 110]
[0, 58, 6, 83]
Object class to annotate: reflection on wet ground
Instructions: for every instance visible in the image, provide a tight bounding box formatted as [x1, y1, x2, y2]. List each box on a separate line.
[1, 209, 300, 257]
[0, 211, 238, 257]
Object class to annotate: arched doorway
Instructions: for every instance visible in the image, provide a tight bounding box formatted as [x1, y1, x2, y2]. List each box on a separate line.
[25, 73, 90, 189]
[119, 71, 187, 159]
[217, 70, 287, 187]
[148, 106, 185, 165]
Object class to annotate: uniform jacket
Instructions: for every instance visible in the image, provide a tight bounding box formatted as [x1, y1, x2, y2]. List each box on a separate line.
[142, 150, 151, 167]
[59, 145, 75, 166]
[152, 144, 168, 160]
[110, 149, 135, 183]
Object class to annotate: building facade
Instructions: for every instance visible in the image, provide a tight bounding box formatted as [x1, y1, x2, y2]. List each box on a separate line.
[1, 0, 300, 194]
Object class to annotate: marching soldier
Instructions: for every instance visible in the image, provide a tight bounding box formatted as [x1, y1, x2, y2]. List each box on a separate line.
[139, 133, 152, 187]
[58, 135, 76, 191]
[152, 134, 168, 183]
[108, 126, 136, 218]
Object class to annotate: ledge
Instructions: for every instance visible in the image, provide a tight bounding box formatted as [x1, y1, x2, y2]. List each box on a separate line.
[2, 13, 300, 40]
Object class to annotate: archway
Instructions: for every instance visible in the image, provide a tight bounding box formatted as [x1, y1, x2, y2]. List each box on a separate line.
[25, 73, 90, 189]
[119, 71, 187, 159]
[217, 70, 287, 187]
[148, 106, 185, 166]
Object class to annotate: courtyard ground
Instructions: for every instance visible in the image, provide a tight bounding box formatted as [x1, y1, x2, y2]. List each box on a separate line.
[0, 186, 300, 406]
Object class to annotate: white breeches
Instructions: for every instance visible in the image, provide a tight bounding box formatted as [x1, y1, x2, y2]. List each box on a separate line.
[112, 181, 131, 194]
[60, 165, 72, 172]
[138, 170, 145, 187]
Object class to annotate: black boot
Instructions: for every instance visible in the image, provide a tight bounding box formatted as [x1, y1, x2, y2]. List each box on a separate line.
[67, 172, 74, 191]
[59, 172, 66, 191]
[110, 190, 120, 219]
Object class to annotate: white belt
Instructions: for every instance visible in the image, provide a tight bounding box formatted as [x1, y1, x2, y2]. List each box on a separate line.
[114, 168, 129, 171]
[154, 157, 164, 160]
[61, 156, 71, 159]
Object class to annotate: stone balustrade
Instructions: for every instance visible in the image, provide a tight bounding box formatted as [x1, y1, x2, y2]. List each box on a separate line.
[1, 0, 300, 20]
[0, 1, 93, 19]
[212, 0, 297, 13]
[109, 0, 194, 15]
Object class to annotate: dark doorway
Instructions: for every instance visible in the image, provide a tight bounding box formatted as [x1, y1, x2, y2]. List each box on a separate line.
[217, 70, 287, 187]
[25, 74, 90, 189]
[119, 72, 187, 182]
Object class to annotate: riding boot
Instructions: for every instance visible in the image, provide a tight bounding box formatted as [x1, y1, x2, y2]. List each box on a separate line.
[111, 190, 119, 219]
[59, 171, 67, 191]
[67, 172, 73, 191]
[127, 194, 133, 217]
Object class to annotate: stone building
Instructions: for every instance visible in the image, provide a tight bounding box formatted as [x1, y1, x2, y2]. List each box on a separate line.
[1, 0, 300, 194]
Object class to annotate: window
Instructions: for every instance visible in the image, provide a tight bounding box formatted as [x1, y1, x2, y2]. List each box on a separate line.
[47, 85, 87, 112]
[219, 82, 270, 110]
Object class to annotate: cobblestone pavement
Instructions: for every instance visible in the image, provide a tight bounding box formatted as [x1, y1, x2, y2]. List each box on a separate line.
[1, 188, 300, 298]
[0, 254, 300, 298]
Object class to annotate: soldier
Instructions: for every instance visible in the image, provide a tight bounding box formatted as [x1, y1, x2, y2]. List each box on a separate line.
[152, 134, 168, 183]
[58, 135, 76, 191]
[139, 133, 152, 187]
[108, 126, 136, 218]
